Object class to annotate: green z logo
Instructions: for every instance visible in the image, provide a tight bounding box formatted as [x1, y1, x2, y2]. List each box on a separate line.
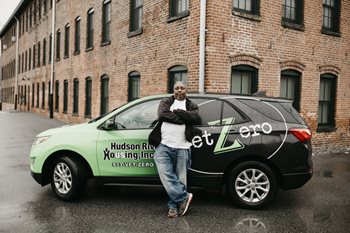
[209, 117, 245, 154]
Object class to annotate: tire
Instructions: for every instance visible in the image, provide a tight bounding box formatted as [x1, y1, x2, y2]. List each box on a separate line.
[50, 156, 86, 201]
[227, 161, 278, 209]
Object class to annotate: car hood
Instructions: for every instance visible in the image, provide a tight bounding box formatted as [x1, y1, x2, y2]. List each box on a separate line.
[36, 122, 89, 137]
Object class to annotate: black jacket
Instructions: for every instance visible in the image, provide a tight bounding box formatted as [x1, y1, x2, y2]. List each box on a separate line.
[148, 96, 201, 147]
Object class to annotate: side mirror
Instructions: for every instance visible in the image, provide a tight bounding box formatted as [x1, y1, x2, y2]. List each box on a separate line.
[102, 119, 115, 130]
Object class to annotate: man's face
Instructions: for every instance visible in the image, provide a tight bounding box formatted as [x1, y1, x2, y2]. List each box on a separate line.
[174, 82, 187, 100]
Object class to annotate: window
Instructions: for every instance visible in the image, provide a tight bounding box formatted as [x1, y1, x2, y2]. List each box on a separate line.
[36, 83, 40, 108]
[32, 83, 35, 108]
[318, 74, 336, 128]
[168, 65, 188, 93]
[231, 65, 258, 95]
[73, 78, 79, 114]
[100, 75, 109, 115]
[282, 0, 304, 27]
[86, 9, 94, 50]
[43, 0, 47, 14]
[37, 42, 41, 67]
[33, 45, 36, 69]
[48, 81, 51, 109]
[169, 0, 188, 18]
[55, 80, 59, 111]
[43, 38, 46, 65]
[85, 77, 92, 117]
[115, 100, 160, 129]
[49, 34, 52, 63]
[29, 48, 32, 71]
[280, 70, 301, 111]
[102, 0, 111, 43]
[25, 51, 28, 71]
[130, 0, 142, 33]
[322, 0, 340, 34]
[74, 17, 81, 54]
[33, 1, 37, 25]
[128, 71, 140, 101]
[56, 30, 61, 60]
[63, 80, 68, 113]
[64, 24, 70, 58]
[39, 0, 42, 18]
[42, 82, 45, 109]
[233, 0, 260, 15]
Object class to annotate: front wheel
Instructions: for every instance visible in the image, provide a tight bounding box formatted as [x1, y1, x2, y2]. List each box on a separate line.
[50, 156, 86, 201]
[227, 161, 278, 209]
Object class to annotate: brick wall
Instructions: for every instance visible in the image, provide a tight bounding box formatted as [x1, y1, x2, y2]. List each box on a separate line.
[1, 0, 350, 153]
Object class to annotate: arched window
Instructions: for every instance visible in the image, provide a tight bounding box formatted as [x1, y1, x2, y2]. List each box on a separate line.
[102, 0, 111, 43]
[74, 17, 81, 53]
[168, 65, 187, 93]
[100, 75, 109, 115]
[87, 8, 94, 49]
[128, 71, 140, 101]
[64, 24, 70, 58]
[56, 29, 61, 60]
[280, 70, 301, 111]
[231, 65, 258, 95]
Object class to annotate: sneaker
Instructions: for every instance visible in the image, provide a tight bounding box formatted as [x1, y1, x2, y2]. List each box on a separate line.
[168, 208, 178, 218]
[178, 193, 193, 216]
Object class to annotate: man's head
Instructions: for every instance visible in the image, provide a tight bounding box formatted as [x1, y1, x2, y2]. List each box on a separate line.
[173, 81, 187, 101]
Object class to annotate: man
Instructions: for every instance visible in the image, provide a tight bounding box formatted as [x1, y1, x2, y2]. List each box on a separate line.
[149, 81, 201, 218]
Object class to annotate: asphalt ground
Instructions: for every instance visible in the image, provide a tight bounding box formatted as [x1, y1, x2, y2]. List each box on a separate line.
[0, 111, 349, 233]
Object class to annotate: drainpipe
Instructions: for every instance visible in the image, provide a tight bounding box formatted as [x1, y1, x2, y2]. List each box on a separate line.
[49, 0, 56, 118]
[0, 40, 2, 111]
[14, 16, 19, 110]
[198, 0, 206, 94]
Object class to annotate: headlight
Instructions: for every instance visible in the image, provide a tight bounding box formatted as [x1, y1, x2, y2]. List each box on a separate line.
[33, 136, 51, 145]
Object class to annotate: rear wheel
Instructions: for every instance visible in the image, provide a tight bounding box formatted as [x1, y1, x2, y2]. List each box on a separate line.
[50, 156, 86, 201]
[227, 161, 278, 209]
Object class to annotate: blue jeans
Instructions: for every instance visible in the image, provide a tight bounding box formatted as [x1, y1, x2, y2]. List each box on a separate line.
[154, 143, 191, 209]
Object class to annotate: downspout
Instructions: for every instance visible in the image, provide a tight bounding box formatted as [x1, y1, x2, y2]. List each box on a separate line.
[14, 16, 19, 110]
[49, 0, 56, 118]
[0, 40, 2, 110]
[198, 0, 206, 94]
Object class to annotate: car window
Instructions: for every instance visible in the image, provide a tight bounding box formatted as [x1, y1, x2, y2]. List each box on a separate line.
[222, 102, 246, 124]
[115, 99, 160, 129]
[191, 98, 222, 126]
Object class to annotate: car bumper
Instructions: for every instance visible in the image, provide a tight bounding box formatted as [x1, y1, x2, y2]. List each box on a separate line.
[31, 171, 43, 185]
[280, 170, 313, 190]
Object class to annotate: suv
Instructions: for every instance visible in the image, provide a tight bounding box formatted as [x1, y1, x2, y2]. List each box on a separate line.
[30, 94, 312, 209]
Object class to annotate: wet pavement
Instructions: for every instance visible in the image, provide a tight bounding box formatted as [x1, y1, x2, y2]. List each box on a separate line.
[0, 111, 350, 233]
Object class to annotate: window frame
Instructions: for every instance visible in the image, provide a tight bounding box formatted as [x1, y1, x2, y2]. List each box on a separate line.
[128, 71, 141, 102]
[168, 65, 188, 93]
[168, 0, 189, 22]
[102, 0, 112, 44]
[56, 29, 61, 61]
[73, 78, 79, 115]
[232, 0, 260, 20]
[64, 24, 70, 58]
[100, 75, 109, 115]
[280, 70, 301, 112]
[281, 0, 304, 31]
[86, 8, 94, 51]
[55, 80, 60, 111]
[322, 0, 340, 36]
[129, 0, 143, 36]
[85, 77, 92, 117]
[317, 74, 337, 131]
[230, 65, 258, 95]
[63, 80, 68, 113]
[74, 17, 81, 54]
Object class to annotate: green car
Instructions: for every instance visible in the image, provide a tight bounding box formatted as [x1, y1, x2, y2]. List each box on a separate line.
[30, 94, 312, 209]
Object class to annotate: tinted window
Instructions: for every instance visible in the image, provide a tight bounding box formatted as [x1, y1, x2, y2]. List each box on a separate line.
[222, 102, 246, 124]
[238, 99, 304, 124]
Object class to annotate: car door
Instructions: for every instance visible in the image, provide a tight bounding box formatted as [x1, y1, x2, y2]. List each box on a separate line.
[96, 99, 160, 177]
[190, 98, 252, 175]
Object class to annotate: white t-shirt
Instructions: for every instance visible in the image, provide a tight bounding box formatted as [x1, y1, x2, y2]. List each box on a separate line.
[161, 99, 192, 149]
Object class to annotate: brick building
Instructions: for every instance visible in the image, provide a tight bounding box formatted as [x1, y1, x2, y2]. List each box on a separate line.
[1, 0, 349, 154]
